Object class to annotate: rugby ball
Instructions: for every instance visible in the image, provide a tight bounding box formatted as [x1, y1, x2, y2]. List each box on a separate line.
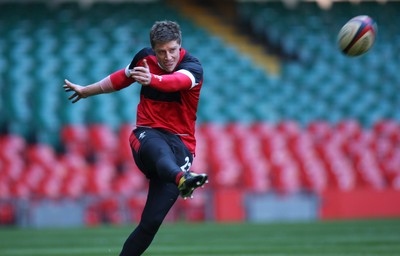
[337, 15, 377, 57]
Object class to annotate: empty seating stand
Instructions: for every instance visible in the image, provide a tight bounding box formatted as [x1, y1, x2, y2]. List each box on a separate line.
[1, 1, 399, 224]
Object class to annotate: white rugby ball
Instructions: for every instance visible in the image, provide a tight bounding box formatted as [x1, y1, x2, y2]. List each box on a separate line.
[337, 15, 377, 57]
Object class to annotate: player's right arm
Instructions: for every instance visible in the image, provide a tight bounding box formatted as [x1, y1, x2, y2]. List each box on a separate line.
[63, 68, 135, 103]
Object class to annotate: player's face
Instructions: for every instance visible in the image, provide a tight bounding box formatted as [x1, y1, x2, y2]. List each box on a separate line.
[153, 40, 181, 73]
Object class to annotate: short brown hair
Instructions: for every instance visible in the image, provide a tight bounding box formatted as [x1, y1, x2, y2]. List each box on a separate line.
[150, 20, 182, 48]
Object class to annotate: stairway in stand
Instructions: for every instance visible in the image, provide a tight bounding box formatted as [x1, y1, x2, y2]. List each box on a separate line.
[167, 0, 281, 77]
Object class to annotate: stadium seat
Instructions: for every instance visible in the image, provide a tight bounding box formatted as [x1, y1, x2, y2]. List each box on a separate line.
[99, 197, 123, 224]
[126, 193, 148, 223]
[178, 189, 207, 221]
[242, 158, 271, 193]
[373, 119, 400, 143]
[86, 159, 115, 196]
[60, 124, 89, 155]
[289, 133, 327, 193]
[0, 202, 15, 225]
[84, 202, 102, 226]
[202, 124, 243, 187]
[87, 124, 118, 161]
[191, 127, 209, 175]
[307, 121, 332, 141]
[352, 148, 386, 189]
[112, 162, 147, 195]
[117, 123, 135, 163]
[319, 139, 357, 191]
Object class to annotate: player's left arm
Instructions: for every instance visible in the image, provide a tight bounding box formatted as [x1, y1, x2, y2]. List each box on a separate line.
[148, 69, 195, 92]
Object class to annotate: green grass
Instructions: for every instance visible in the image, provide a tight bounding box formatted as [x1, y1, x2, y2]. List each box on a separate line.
[0, 219, 400, 256]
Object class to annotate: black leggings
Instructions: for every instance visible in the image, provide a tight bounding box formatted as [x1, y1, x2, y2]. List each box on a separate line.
[120, 127, 193, 255]
[119, 179, 179, 255]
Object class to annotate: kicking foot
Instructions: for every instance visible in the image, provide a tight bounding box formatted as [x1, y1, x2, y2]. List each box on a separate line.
[178, 171, 208, 199]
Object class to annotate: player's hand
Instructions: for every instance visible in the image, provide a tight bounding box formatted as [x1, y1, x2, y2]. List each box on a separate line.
[63, 79, 86, 103]
[130, 59, 151, 85]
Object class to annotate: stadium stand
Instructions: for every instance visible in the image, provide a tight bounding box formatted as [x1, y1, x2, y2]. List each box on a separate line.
[0, 0, 399, 225]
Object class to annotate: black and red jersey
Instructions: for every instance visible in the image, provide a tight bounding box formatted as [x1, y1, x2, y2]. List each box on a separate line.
[112, 47, 203, 154]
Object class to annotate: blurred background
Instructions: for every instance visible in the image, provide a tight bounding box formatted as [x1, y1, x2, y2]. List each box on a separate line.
[0, 0, 399, 228]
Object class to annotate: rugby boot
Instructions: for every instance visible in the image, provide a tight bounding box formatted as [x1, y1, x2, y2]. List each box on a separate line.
[178, 171, 208, 199]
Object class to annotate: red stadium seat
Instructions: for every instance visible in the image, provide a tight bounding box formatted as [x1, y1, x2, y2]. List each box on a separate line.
[37, 174, 62, 199]
[0, 178, 11, 200]
[392, 174, 400, 189]
[99, 197, 123, 224]
[353, 149, 386, 189]
[0, 202, 15, 225]
[86, 160, 115, 196]
[373, 119, 400, 143]
[202, 124, 243, 187]
[84, 203, 101, 226]
[213, 158, 243, 187]
[320, 143, 357, 191]
[57, 150, 90, 198]
[251, 122, 276, 140]
[60, 175, 86, 199]
[335, 119, 362, 140]
[178, 189, 207, 221]
[379, 148, 400, 188]
[0, 134, 26, 156]
[191, 128, 209, 175]
[307, 121, 333, 142]
[87, 124, 118, 160]
[290, 133, 328, 193]
[10, 180, 30, 199]
[127, 193, 148, 223]
[26, 143, 57, 171]
[242, 158, 271, 193]
[117, 123, 134, 163]
[113, 162, 147, 195]
[276, 120, 301, 140]
[1, 153, 24, 183]
[60, 125, 89, 156]
[0, 135, 27, 190]
[22, 163, 46, 196]
[227, 124, 272, 192]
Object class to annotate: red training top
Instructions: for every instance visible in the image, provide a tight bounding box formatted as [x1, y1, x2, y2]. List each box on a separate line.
[109, 47, 203, 154]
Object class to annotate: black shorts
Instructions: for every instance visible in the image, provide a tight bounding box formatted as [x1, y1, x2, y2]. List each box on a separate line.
[129, 127, 193, 179]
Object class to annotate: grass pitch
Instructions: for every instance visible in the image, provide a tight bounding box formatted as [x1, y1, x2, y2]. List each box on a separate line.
[0, 219, 399, 256]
